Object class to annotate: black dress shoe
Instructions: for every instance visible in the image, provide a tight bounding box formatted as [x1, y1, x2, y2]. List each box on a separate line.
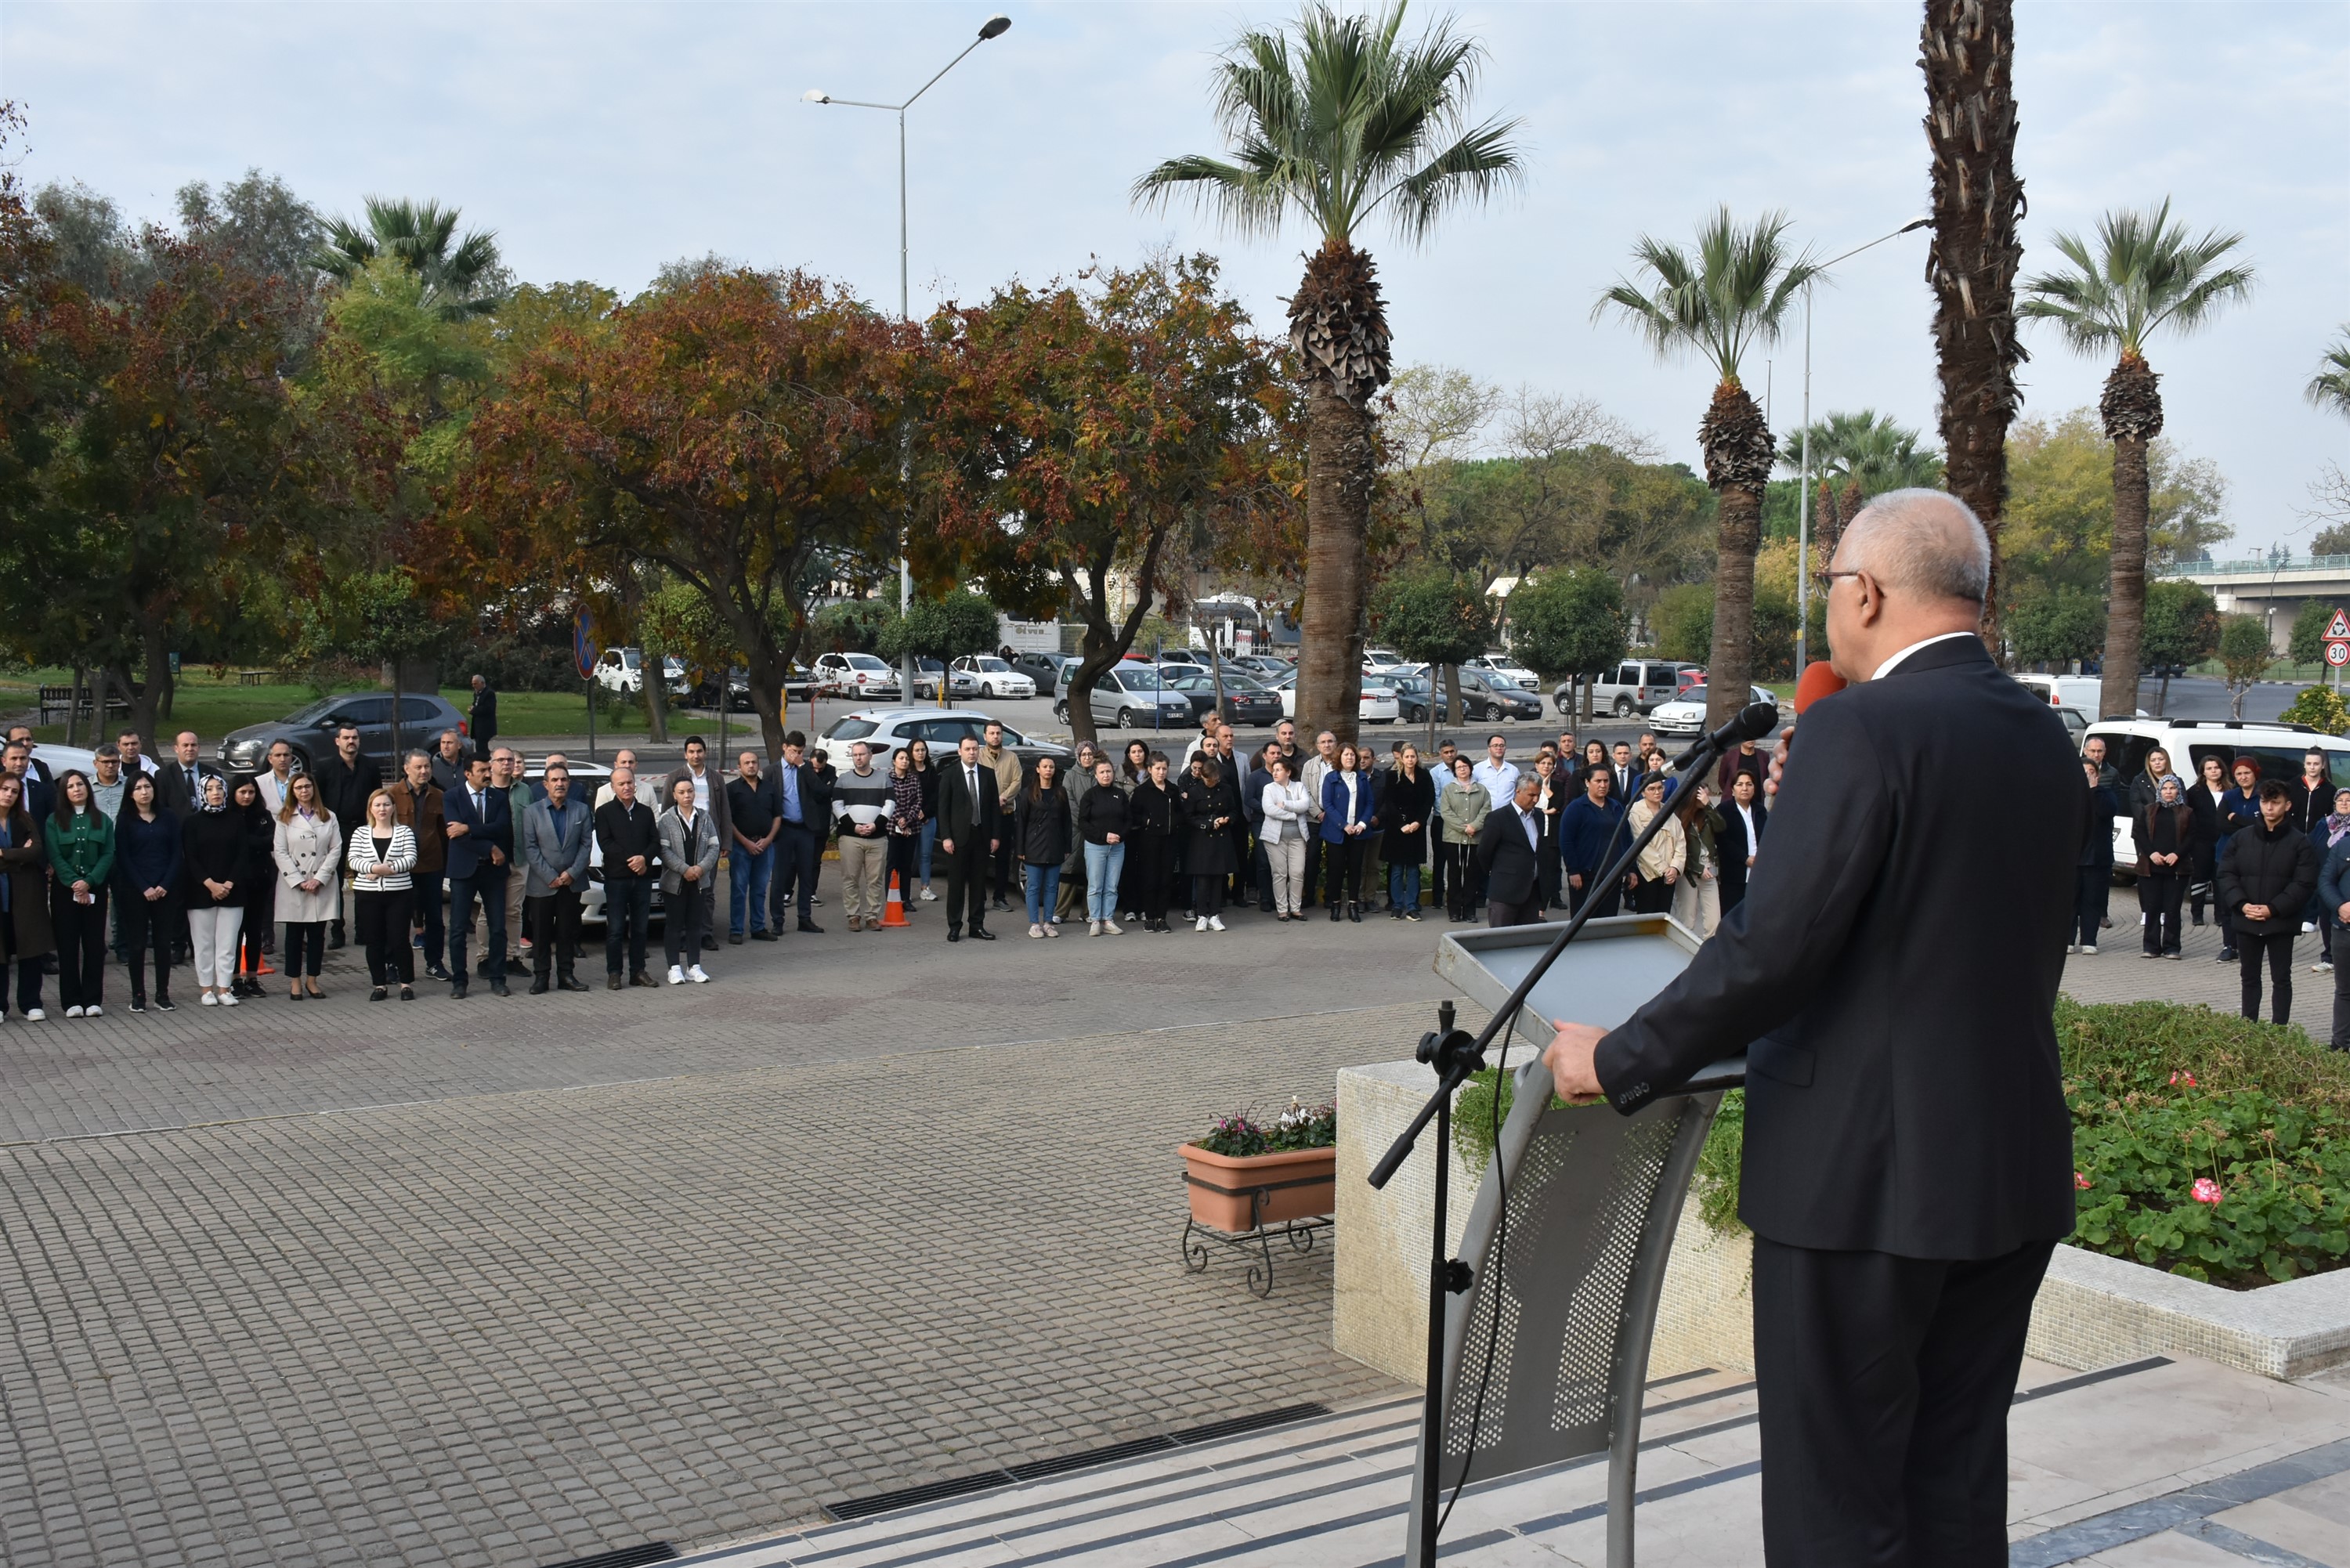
[970, 926, 996, 941]
[559, 974, 590, 992]
[630, 970, 656, 987]
[1329, 905, 1342, 923]
[450, 981, 468, 999]
[530, 976, 551, 995]
[328, 924, 345, 951]
[947, 928, 962, 942]
[750, 929, 778, 941]
[728, 933, 745, 945]
[991, 898, 1011, 912]
[797, 920, 824, 934]
[490, 981, 510, 997]
[607, 974, 624, 991]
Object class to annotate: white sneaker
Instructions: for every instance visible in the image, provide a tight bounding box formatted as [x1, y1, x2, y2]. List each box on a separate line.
[218, 991, 238, 1006]
[1029, 923, 1043, 939]
[23, 1006, 45, 1021]
[918, 886, 938, 901]
[1043, 922, 1060, 938]
[1103, 919, 1123, 934]
[64, 1006, 84, 1020]
[687, 964, 710, 984]
[1195, 916, 1209, 932]
[1088, 920, 1102, 936]
[2065, 944, 2079, 954]
[84, 1004, 100, 1018]
[2304, 921, 2320, 934]
[2079, 945, 2099, 956]
[199, 992, 219, 1007]
[2316, 961, 2334, 973]
[1208, 916, 1226, 931]
[667, 964, 686, 985]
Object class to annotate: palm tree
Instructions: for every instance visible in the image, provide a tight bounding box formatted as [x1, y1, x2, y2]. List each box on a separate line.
[1777, 410, 1943, 562]
[1922, 0, 2026, 656]
[1133, 2, 1521, 742]
[2019, 199, 2254, 719]
[312, 196, 504, 320]
[2310, 327, 2350, 421]
[1595, 208, 1820, 729]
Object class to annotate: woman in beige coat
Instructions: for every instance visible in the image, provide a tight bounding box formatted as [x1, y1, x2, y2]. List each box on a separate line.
[271, 773, 343, 1000]
[1625, 774, 1685, 916]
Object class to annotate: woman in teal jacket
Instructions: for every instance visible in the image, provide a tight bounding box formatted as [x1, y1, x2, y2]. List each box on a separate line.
[43, 768, 116, 1017]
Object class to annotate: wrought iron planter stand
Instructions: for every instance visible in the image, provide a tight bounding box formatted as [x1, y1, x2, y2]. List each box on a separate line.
[1180, 1209, 1334, 1298]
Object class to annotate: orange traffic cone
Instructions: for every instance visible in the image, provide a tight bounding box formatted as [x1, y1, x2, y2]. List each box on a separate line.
[240, 946, 276, 977]
[880, 870, 912, 928]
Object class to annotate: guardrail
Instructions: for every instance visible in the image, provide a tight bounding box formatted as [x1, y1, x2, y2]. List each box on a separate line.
[2154, 556, 2350, 578]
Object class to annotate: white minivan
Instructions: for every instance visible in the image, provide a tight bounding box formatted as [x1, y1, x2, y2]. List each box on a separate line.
[2084, 717, 2350, 874]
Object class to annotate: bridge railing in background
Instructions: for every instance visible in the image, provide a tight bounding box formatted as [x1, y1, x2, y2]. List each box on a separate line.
[2156, 555, 2350, 578]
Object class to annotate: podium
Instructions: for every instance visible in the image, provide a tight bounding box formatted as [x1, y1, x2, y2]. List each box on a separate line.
[1412, 916, 1745, 1568]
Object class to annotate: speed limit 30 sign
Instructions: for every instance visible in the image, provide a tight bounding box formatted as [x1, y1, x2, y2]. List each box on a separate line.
[2326, 639, 2349, 668]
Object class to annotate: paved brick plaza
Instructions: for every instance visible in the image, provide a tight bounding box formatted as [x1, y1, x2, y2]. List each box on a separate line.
[0, 882, 2316, 1566]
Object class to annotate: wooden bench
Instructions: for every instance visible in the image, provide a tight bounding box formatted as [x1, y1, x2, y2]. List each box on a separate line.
[36, 684, 139, 726]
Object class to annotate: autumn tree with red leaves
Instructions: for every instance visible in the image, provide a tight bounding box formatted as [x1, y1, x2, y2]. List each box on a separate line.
[457, 269, 915, 757]
[925, 254, 1287, 746]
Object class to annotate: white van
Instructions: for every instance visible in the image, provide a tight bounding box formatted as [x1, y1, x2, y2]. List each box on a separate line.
[2084, 717, 2350, 874]
[2016, 674, 2148, 721]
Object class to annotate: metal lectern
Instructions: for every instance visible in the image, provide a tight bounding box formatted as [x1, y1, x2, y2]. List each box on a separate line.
[1412, 916, 1745, 1568]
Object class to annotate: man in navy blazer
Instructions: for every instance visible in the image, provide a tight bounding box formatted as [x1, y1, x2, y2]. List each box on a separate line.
[443, 753, 513, 998]
[1546, 492, 2079, 1566]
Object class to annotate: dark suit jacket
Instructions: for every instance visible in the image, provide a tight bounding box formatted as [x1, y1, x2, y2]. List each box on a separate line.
[936, 760, 1001, 850]
[1593, 636, 2078, 1260]
[157, 759, 217, 819]
[442, 781, 512, 881]
[1716, 797, 1767, 901]
[469, 685, 497, 748]
[1474, 804, 1545, 906]
[772, 761, 830, 839]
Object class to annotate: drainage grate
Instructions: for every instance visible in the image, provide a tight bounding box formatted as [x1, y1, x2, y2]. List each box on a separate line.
[820, 1401, 1335, 1522]
[538, 1545, 678, 1568]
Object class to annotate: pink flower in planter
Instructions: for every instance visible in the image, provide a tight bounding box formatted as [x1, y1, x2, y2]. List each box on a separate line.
[2190, 1177, 2223, 1205]
[2170, 1071, 2198, 1088]
[2074, 1172, 2093, 1190]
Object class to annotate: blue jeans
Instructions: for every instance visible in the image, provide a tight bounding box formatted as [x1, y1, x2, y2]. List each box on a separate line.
[1085, 841, 1126, 921]
[1389, 862, 1422, 916]
[728, 840, 776, 934]
[1024, 863, 1061, 925]
[918, 818, 938, 884]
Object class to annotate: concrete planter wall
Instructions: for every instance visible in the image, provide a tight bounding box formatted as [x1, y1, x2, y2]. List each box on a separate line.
[1334, 1059, 2350, 1386]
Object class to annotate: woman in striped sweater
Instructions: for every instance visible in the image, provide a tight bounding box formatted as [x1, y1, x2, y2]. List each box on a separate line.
[346, 789, 419, 1001]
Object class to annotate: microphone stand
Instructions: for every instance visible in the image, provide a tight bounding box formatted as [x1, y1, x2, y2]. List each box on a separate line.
[1368, 706, 1770, 1568]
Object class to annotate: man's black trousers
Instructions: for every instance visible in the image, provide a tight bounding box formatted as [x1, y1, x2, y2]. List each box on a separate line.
[1752, 1235, 2053, 1567]
[942, 840, 990, 932]
[769, 825, 821, 927]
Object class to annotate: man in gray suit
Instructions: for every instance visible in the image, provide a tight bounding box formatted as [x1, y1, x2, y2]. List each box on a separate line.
[519, 761, 593, 993]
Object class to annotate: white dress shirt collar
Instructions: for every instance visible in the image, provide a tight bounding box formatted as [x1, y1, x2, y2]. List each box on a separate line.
[1871, 630, 1979, 681]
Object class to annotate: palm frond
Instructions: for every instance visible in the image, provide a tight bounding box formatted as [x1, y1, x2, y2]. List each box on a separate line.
[1593, 208, 1814, 382]
[2308, 328, 2350, 421]
[2020, 197, 2255, 359]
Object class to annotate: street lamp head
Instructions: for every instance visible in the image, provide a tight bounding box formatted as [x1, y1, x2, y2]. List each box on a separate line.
[802, 89, 832, 103]
[1899, 215, 1930, 233]
[978, 14, 1011, 39]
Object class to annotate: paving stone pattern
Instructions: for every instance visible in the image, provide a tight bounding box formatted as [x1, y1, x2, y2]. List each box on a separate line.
[0, 995, 1488, 1568]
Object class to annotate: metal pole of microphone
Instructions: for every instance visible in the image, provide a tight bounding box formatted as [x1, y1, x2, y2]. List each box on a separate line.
[1368, 700, 1777, 1568]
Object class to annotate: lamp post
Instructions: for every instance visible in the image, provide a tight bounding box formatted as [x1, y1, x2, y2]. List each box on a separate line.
[1793, 215, 1931, 675]
[806, 13, 1011, 703]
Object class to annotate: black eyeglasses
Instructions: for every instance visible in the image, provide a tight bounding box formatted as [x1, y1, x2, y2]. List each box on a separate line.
[1813, 568, 1861, 594]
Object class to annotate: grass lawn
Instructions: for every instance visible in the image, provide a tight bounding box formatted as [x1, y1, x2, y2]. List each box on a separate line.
[0, 668, 634, 744]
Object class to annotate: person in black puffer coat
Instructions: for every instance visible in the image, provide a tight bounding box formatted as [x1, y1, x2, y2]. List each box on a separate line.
[2218, 779, 2320, 1024]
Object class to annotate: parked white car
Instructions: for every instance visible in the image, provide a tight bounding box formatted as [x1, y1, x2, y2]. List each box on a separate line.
[1647, 685, 1781, 738]
[592, 647, 689, 696]
[950, 655, 1036, 699]
[1265, 668, 1399, 724]
[1464, 654, 1540, 691]
[2016, 674, 2147, 721]
[812, 652, 902, 699]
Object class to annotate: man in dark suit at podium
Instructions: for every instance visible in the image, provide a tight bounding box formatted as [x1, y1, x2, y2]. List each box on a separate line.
[1544, 490, 2078, 1566]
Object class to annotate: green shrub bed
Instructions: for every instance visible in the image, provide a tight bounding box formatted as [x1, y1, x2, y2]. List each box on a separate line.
[1459, 1001, 2350, 1290]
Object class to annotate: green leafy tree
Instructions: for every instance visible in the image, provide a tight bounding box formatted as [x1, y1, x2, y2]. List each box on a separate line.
[876, 591, 1001, 708]
[1134, 1, 1523, 742]
[1594, 208, 1820, 729]
[2308, 327, 2350, 421]
[2277, 685, 2350, 737]
[1368, 569, 1491, 742]
[2139, 580, 2219, 714]
[313, 196, 506, 320]
[2006, 587, 2108, 670]
[2218, 614, 2273, 718]
[2020, 199, 2256, 721]
[811, 599, 889, 656]
[1506, 566, 1626, 721]
[2288, 601, 2337, 670]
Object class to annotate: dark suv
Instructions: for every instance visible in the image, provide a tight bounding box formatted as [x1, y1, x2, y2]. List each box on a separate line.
[220, 692, 471, 775]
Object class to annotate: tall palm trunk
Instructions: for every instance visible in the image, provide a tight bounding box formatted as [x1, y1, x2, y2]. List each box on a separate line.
[1290, 240, 1389, 743]
[2098, 350, 2163, 719]
[1922, 0, 2026, 656]
[1700, 381, 1774, 730]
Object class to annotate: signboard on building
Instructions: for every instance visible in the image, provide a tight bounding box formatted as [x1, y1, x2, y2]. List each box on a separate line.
[997, 617, 1061, 654]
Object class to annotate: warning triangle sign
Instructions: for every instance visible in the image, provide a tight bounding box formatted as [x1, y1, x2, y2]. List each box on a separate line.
[2328, 609, 2350, 641]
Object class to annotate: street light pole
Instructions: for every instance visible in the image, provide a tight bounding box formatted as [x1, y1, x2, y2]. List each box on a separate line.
[806, 14, 1011, 703]
[1793, 215, 1932, 676]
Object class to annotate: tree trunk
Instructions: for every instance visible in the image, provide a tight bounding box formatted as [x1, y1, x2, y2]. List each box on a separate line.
[746, 648, 791, 762]
[1300, 376, 1374, 746]
[1923, 0, 2026, 656]
[1441, 662, 1462, 729]
[1707, 483, 1765, 732]
[644, 658, 671, 744]
[2098, 352, 2164, 721]
[128, 620, 172, 757]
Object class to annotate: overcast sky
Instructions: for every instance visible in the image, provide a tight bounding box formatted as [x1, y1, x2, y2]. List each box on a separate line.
[7, 1, 2345, 553]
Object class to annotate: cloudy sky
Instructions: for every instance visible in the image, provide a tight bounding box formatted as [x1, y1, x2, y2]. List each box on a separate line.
[8, 1, 2345, 551]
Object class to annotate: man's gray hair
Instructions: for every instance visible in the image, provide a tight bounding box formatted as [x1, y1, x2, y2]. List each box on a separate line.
[1841, 488, 1991, 604]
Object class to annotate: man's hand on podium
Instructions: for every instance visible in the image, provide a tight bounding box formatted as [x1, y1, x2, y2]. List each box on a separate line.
[1543, 1023, 1607, 1104]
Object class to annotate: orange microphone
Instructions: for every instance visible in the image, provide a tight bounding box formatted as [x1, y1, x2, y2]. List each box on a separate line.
[1794, 661, 1849, 715]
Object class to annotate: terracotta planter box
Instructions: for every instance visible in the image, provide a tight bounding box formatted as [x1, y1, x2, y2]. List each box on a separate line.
[1180, 1143, 1337, 1233]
